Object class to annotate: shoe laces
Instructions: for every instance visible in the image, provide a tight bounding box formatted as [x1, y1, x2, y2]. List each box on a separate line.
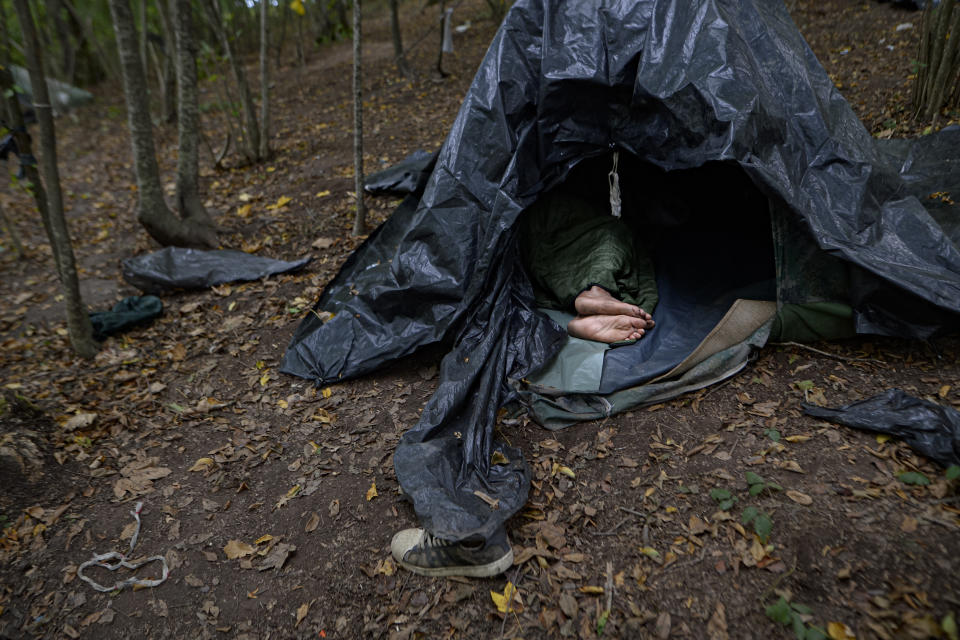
[418, 531, 455, 550]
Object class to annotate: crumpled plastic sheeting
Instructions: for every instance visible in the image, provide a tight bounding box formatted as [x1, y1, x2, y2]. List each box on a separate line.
[123, 247, 311, 293]
[282, 0, 960, 542]
[89, 296, 163, 341]
[804, 389, 960, 467]
[364, 150, 437, 196]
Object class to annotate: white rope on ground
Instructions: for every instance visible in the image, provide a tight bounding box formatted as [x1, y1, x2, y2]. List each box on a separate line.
[608, 150, 621, 218]
[76, 501, 170, 593]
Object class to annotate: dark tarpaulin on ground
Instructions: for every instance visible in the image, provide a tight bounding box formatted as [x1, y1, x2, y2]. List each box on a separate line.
[123, 247, 311, 294]
[282, 0, 960, 542]
[89, 296, 163, 341]
[804, 390, 960, 467]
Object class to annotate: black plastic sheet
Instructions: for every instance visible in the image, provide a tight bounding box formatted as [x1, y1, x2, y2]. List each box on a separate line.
[123, 247, 311, 293]
[364, 150, 437, 196]
[804, 389, 960, 467]
[282, 0, 960, 543]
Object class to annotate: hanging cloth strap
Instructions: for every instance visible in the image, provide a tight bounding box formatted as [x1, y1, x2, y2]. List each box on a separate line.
[608, 151, 621, 218]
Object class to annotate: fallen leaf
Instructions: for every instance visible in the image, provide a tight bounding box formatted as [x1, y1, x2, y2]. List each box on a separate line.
[655, 611, 672, 639]
[63, 412, 97, 431]
[900, 515, 919, 532]
[559, 592, 578, 618]
[189, 458, 215, 472]
[258, 543, 295, 571]
[296, 602, 310, 627]
[827, 621, 855, 640]
[366, 481, 378, 501]
[223, 539, 255, 559]
[490, 581, 522, 614]
[312, 236, 334, 249]
[254, 534, 273, 544]
[305, 512, 320, 533]
[786, 490, 813, 505]
[329, 499, 340, 517]
[579, 586, 604, 595]
[707, 602, 728, 640]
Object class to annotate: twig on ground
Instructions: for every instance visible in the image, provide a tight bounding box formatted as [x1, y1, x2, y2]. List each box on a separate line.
[593, 517, 630, 536]
[758, 560, 797, 602]
[770, 341, 886, 366]
[618, 506, 646, 519]
[499, 561, 524, 640]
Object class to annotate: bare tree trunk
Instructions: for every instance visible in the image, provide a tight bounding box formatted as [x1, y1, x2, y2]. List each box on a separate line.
[913, 0, 960, 121]
[436, 0, 447, 77]
[296, 13, 305, 69]
[275, 0, 288, 69]
[202, 0, 260, 162]
[62, 0, 115, 83]
[0, 200, 23, 260]
[139, 0, 148, 86]
[156, 0, 177, 124]
[172, 0, 217, 244]
[389, 0, 412, 79]
[10, 0, 97, 359]
[259, 0, 270, 160]
[46, 0, 77, 84]
[109, 0, 214, 247]
[352, 0, 365, 236]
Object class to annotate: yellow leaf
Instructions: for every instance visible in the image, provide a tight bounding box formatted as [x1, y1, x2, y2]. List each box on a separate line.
[940, 384, 952, 399]
[322, 387, 332, 398]
[254, 534, 273, 545]
[189, 457, 215, 472]
[290, 0, 305, 15]
[366, 481, 378, 501]
[267, 195, 292, 210]
[315, 190, 330, 198]
[827, 621, 855, 640]
[491, 451, 510, 465]
[277, 399, 288, 409]
[557, 465, 576, 479]
[224, 539, 255, 559]
[490, 581, 521, 614]
[295, 602, 310, 627]
[260, 372, 270, 387]
[640, 546, 661, 560]
[579, 586, 604, 595]
[286, 485, 301, 498]
[784, 435, 812, 443]
[236, 203, 252, 218]
[876, 434, 891, 444]
[786, 490, 813, 505]
[376, 558, 395, 576]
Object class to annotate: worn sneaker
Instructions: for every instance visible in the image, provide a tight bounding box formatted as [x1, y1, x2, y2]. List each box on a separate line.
[390, 527, 513, 578]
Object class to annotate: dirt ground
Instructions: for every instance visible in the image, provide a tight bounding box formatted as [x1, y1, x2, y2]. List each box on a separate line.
[1, 1, 959, 639]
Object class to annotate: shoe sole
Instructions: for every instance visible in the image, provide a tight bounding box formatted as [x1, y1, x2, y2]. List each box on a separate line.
[397, 547, 514, 578]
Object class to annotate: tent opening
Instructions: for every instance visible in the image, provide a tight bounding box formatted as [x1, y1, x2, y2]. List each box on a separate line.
[518, 153, 780, 402]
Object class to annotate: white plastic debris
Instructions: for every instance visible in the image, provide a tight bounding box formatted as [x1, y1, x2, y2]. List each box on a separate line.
[76, 502, 170, 593]
[896, 22, 913, 32]
[608, 151, 622, 218]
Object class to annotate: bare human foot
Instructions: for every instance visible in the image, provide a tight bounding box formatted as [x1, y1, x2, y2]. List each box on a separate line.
[567, 314, 647, 343]
[574, 286, 654, 328]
